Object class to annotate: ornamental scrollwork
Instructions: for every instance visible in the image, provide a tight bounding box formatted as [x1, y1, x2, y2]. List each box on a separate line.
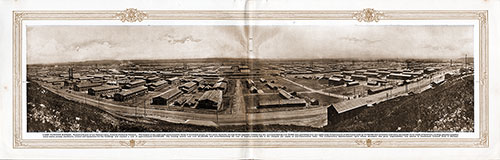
[115, 8, 148, 23]
[477, 132, 488, 146]
[353, 8, 384, 22]
[119, 139, 146, 148]
[477, 12, 487, 25]
[14, 12, 27, 27]
[355, 139, 382, 147]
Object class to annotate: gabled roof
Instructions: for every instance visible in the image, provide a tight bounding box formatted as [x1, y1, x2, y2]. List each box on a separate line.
[157, 88, 183, 100]
[199, 90, 222, 103]
[117, 86, 147, 96]
[151, 80, 167, 87]
[90, 85, 119, 92]
[180, 82, 197, 88]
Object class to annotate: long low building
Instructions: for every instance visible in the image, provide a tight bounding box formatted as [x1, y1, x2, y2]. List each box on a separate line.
[113, 86, 147, 101]
[124, 79, 146, 89]
[266, 82, 281, 90]
[364, 72, 379, 78]
[151, 88, 183, 105]
[431, 78, 446, 87]
[73, 83, 102, 91]
[197, 90, 223, 110]
[148, 80, 168, 91]
[368, 86, 394, 95]
[179, 82, 197, 93]
[328, 77, 344, 86]
[258, 98, 307, 108]
[351, 74, 368, 81]
[346, 81, 360, 87]
[278, 89, 294, 99]
[88, 85, 120, 96]
[146, 76, 160, 83]
[387, 73, 412, 80]
[213, 82, 228, 93]
[246, 79, 255, 87]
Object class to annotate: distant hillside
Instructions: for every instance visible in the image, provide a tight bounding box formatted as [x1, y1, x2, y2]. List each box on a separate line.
[27, 57, 462, 66]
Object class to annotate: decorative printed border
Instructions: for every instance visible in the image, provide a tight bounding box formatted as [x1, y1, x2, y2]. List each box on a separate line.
[12, 8, 489, 148]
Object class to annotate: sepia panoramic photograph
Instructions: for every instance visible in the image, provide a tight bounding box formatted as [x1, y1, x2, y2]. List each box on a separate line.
[26, 24, 475, 133]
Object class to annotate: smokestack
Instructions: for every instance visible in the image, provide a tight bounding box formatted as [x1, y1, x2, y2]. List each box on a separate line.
[68, 68, 73, 80]
[465, 54, 467, 68]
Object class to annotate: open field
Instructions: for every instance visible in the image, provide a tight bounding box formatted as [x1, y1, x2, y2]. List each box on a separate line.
[297, 92, 344, 106]
[323, 85, 373, 96]
[273, 77, 309, 92]
[287, 77, 328, 90]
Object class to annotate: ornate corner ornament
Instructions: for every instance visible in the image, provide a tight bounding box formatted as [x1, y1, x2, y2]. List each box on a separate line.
[353, 8, 384, 22]
[476, 132, 488, 146]
[477, 12, 487, 25]
[115, 8, 148, 22]
[355, 139, 382, 147]
[14, 12, 26, 28]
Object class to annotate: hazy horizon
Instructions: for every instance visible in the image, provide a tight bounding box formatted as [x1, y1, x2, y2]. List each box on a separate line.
[27, 25, 474, 64]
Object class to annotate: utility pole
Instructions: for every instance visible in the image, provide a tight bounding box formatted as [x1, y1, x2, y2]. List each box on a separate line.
[216, 109, 219, 124]
[405, 82, 408, 93]
[465, 53, 467, 69]
[353, 85, 356, 99]
[134, 97, 138, 120]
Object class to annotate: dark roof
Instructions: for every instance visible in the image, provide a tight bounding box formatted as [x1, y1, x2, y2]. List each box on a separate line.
[117, 86, 147, 96]
[155, 88, 181, 100]
[167, 77, 179, 81]
[389, 73, 412, 77]
[364, 72, 379, 76]
[217, 77, 227, 82]
[259, 98, 307, 106]
[351, 74, 367, 78]
[129, 80, 146, 85]
[266, 82, 279, 89]
[90, 85, 119, 92]
[332, 99, 367, 113]
[278, 89, 293, 99]
[192, 77, 204, 82]
[376, 71, 391, 74]
[367, 81, 378, 85]
[76, 83, 102, 88]
[147, 77, 160, 80]
[328, 77, 342, 81]
[199, 90, 222, 103]
[250, 86, 258, 91]
[157, 88, 182, 100]
[347, 81, 359, 85]
[180, 82, 197, 88]
[213, 82, 227, 89]
[151, 80, 167, 87]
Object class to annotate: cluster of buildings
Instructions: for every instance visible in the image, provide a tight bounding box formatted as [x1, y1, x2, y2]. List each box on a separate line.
[30, 65, 231, 111]
[27, 60, 457, 113]
[150, 77, 228, 110]
[244, 77, 310, 108]
[321, 67, 440, 87]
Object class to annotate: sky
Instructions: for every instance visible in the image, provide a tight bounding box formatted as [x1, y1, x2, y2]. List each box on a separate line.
[27, 25, 473, 64]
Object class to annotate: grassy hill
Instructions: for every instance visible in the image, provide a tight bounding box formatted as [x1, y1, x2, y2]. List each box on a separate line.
[324, 74, 474, 132]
